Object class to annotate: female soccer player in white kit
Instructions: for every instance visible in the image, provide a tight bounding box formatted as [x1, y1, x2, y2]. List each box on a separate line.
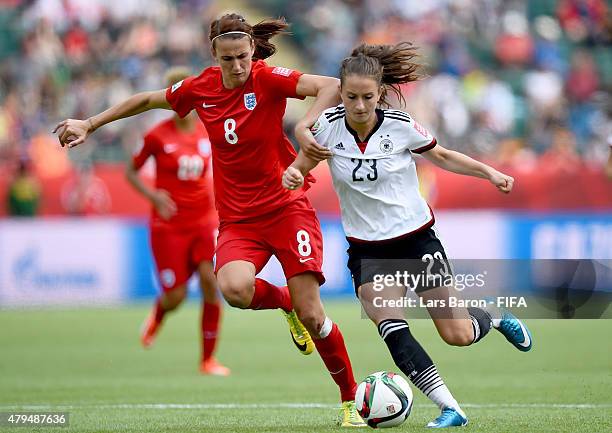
[283, 42, 533, 429]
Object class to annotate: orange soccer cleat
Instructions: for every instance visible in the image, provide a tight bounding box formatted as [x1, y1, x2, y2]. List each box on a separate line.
[140, 309, 163, 349]
[199, 358, 231, 376]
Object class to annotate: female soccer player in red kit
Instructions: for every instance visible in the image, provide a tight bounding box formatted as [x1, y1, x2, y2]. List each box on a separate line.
[54, 14, 365, 427]
[126, 67, 229, 376]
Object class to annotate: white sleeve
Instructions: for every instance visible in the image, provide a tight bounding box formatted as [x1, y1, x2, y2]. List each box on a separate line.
[309, 112, 333, 149]
[405, 119, 437, 154]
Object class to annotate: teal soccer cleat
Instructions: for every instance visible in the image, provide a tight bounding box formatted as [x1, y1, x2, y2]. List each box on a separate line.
[426, 408, 468, 428]
[496, 310, 533, 352]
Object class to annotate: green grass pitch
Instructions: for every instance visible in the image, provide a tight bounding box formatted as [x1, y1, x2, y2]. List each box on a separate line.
[0, 302, 610, 432]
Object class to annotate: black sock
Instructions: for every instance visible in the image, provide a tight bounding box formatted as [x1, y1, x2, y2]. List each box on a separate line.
[467, 307, 492, 344]
[378, 319, 445, 398]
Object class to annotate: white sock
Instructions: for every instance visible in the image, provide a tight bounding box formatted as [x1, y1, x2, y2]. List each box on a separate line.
[428, 384, 464, 416]
[412, 365, 465, 417]
[484, 304, 502, 328]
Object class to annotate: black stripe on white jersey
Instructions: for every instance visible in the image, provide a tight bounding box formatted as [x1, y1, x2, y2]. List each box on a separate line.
[385, 114, 412, 123]
[412, 138, 437, 154]
[384, 109, 411, 119]
[384, 110, 411, 120]
[326, 114, 346, 123]
[325, 111, 346, 119]
[325, 107, 345, 119]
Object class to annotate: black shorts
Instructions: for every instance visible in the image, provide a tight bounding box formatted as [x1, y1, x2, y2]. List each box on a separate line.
[347, 227, 452, 296]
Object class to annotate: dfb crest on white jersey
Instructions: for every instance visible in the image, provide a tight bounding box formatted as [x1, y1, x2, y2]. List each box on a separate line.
[380, 138, 393, 154]
[314, 105, 436, 241]
[244, 92, 257, 110]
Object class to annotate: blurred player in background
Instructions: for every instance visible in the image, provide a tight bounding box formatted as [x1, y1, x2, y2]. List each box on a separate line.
[125, 67, 229, 376]
[606, 136, 612, 179]
[7, 159, 41, 217]
[284, 42, 533, 428]
[54, 13, 365, 427]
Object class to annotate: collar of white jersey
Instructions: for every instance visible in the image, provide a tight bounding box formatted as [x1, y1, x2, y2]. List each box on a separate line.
[344, 109, 385, 144]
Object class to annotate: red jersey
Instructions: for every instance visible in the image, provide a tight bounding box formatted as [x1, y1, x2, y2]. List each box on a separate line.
[165, 60, 313, 223]
[132, 118, 214, 229]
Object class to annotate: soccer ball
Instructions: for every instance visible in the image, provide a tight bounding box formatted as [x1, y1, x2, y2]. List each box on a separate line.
[355, 371, 413, 428]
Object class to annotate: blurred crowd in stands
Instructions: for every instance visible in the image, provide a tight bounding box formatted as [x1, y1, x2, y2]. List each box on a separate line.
[0, 0, 610, 215]
[267, 0, 611, 165]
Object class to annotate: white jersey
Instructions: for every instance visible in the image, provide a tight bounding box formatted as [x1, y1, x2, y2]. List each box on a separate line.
[311, 105, 436, 242]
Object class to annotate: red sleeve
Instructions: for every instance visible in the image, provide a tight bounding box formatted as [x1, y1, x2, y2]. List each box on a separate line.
[165, 76, 196, 118]
[258, 66, 305, 100]
[132, 132, 158, 169]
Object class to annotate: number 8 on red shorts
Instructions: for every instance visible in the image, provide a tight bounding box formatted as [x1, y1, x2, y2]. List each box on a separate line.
[215, 196, 325, 284]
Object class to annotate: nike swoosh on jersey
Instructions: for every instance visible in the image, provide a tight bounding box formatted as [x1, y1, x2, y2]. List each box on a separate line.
[202, 103, 216, 108]
[299, 257, 314, 263]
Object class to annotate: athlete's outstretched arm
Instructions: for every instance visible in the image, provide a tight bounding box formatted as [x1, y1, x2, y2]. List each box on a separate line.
[282, 152, 320, 190]
[294, 74, 340, 162]
[53, 89, 171, 148]
[421, 144, 514, 193]
[125, 160, 177, 220]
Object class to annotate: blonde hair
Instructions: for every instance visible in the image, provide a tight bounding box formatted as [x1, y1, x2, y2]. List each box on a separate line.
[164, 66, 191, 88]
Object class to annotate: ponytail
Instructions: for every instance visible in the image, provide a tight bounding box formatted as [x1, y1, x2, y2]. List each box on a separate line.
[209, 13, 289, 60]
[340, 42, 421, 107]
[251, 19, 289, 60]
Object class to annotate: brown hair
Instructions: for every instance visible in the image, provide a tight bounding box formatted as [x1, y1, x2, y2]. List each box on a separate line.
[340, 42, 421, 107]
[209, 13, 289, 60]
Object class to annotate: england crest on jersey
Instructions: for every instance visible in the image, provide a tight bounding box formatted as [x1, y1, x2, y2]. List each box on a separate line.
[244, 92, 257, 110]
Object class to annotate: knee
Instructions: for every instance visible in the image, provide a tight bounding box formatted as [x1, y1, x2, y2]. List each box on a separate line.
[295, 306, 324, 336]
[200, 277, 219, 302]
[218, 277, 252, 309]
[163, 288, 187, 310]
[439, 324, 474, 347]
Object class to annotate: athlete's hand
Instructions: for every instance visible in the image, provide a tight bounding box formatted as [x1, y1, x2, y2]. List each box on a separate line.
[490, 171, 514, 193]
[282, 166, 304, 190]
[151, 189, 177, 220]
[295, 123, 332, 162]
[53, 118, 93, 148]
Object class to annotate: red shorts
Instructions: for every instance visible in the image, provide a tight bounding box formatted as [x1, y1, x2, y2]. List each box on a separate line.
[215, 196, 325, 284]
[150, 223, 216, 292]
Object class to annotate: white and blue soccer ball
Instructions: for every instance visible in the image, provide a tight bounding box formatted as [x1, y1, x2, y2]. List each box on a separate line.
[355, 371, 413, 428]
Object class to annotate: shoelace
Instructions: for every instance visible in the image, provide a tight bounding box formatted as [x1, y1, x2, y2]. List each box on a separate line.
[344, 402, 361, 423]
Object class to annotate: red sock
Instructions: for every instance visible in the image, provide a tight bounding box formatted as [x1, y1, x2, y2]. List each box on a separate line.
[248, 278, 293, 312]
[153, 298, 166, 323]
[201, 301, 221, 361]
[314, 323, 358, 402]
